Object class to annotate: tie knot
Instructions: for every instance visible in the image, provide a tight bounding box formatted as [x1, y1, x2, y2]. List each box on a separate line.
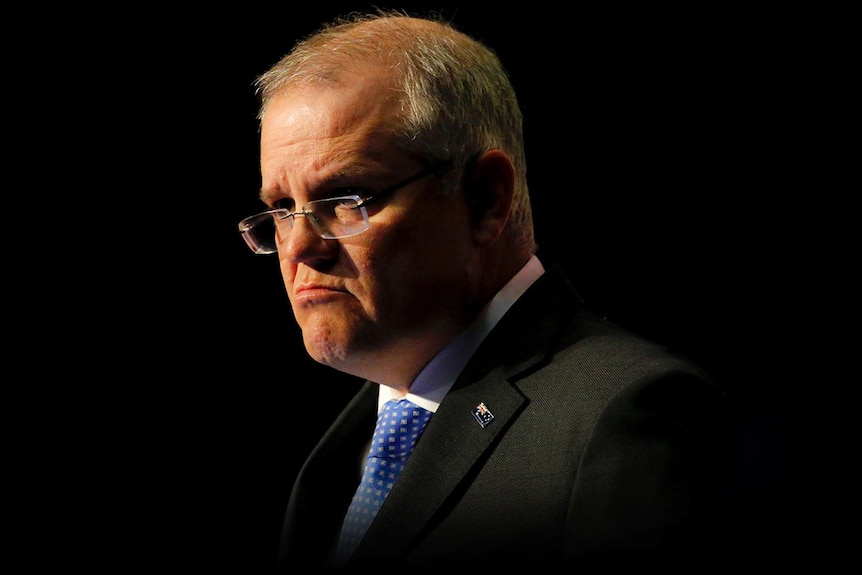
[369, 399, 433, 460]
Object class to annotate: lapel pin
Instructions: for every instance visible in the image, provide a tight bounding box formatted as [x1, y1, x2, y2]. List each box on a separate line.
[472, 402, 495, 428]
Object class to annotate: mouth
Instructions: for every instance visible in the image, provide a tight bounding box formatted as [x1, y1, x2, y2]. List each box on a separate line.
[294, 283, 349, 305]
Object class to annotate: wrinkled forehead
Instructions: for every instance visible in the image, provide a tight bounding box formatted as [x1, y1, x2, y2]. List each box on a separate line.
[269, 64, 403, 129]
[258, 71, 412, 191]
[264, 71, 402, 145]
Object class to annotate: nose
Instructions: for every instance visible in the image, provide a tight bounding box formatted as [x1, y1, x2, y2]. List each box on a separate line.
[280, 213, 337, 264]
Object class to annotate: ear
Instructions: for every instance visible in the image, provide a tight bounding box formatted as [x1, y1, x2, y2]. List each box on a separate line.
[464, 150, 516, 246]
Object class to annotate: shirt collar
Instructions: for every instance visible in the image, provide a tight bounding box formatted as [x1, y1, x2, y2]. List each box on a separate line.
[379, 255, 545, 413]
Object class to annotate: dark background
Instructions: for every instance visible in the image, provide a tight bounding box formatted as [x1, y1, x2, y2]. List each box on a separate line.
[41, 2, 816, 570]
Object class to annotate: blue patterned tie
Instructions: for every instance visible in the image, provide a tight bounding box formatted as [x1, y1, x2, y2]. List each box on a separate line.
[335, 398, 433, 563]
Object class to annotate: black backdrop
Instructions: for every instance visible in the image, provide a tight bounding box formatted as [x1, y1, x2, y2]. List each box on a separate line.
[62, 3, 807, 570]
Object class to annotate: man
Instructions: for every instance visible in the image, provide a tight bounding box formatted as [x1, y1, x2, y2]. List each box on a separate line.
[238, 10, 737, 571]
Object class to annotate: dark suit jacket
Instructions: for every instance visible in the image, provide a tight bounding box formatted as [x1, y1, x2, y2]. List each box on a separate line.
[277, 262, 739, 571]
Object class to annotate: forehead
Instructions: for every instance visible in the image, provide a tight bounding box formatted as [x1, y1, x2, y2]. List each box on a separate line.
[260, 74, 403, 176]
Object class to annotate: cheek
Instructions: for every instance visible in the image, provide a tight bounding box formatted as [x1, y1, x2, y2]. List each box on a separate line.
[365, 211, 473, 300]
[389, 195, 472, 251]
[409, 201, 475, 264]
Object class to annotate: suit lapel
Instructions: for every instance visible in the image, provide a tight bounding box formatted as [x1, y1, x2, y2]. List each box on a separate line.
[350, 262, 584, 563]
[279, 382, 378, 565]
[352, 367, 526, 562]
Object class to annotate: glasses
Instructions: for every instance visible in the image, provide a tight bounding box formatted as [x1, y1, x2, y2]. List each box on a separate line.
[238, 161, 452, 254]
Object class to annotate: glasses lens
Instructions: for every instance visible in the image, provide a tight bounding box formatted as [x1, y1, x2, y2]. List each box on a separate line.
[238, 197, 369, 254]
[309, 196, 368, 239]
[239, 211, 286, 254]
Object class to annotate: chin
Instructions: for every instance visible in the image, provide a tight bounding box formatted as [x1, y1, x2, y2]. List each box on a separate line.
[303, 321, 370, 365]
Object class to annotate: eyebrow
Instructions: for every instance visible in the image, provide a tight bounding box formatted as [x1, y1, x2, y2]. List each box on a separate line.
[257, 164, 385, 206]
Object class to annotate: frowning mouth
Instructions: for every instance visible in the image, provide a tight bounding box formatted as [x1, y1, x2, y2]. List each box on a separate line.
[293, 283, 349, 305]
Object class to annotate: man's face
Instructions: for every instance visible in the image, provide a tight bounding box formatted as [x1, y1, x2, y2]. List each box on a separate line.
[259, 74, 479, 387]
